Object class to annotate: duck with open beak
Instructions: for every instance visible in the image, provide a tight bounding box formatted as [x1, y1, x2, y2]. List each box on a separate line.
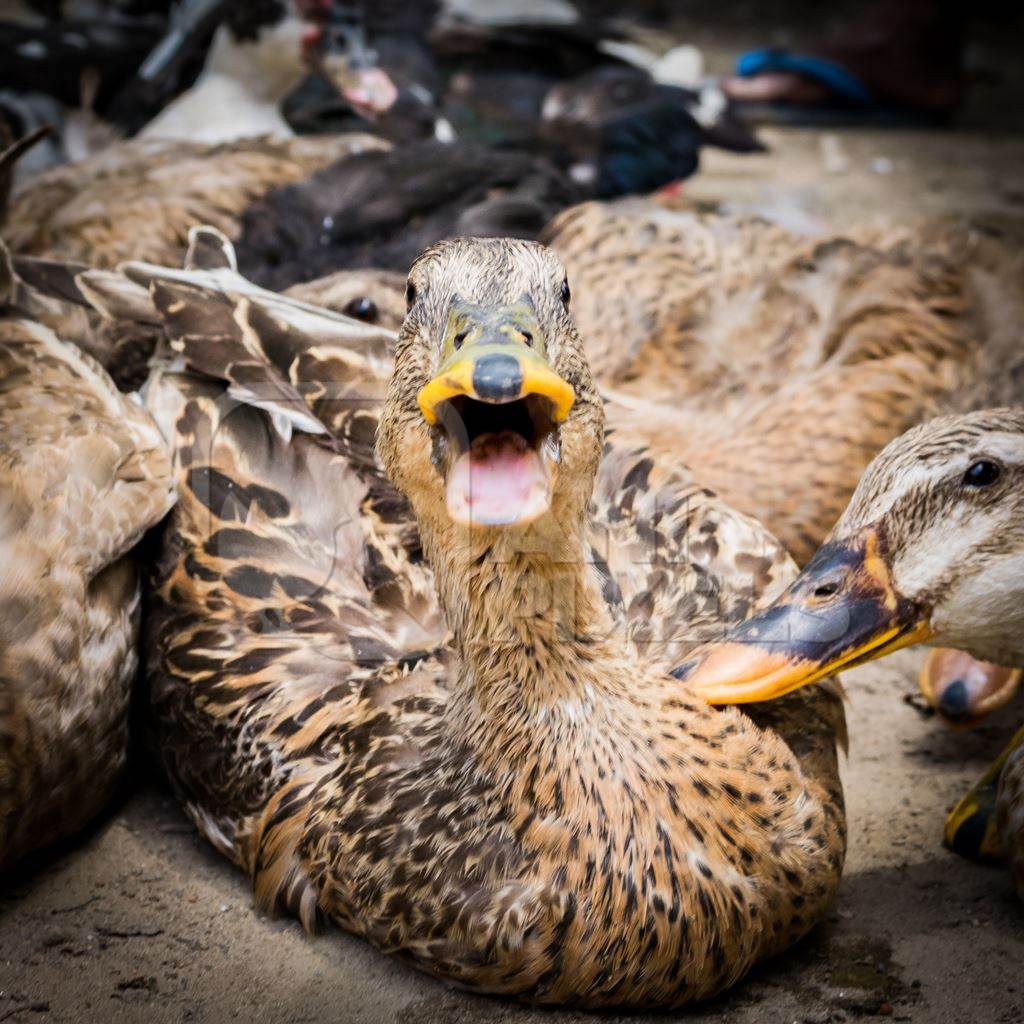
[680, 524, 934, 705]
[417, 299, 575, 528]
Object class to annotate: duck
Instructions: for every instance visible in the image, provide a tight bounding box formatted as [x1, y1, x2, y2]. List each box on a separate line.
[0, 240, 174, 868]
[233, 137, 583, 288]
[543, 198, 1024, 730]
[0, 128, 386, 270]
[38, 229, 846, 1006]
[540, 65, 764, 198]
[682, 409, 1024, 897]
[138, 0, 329, 145]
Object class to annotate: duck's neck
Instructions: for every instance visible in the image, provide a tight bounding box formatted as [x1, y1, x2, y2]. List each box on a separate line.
[141, 21, 306, 142]
[422, 503, 630, 744]
[202, 21, 307, 103]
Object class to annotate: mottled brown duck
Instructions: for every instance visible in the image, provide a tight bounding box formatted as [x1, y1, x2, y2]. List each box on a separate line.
[544, 198, 1024, 719]
[42, 232, 847, 1007]
[0, 246, 174, 869]
[685, 409, 1024, 898]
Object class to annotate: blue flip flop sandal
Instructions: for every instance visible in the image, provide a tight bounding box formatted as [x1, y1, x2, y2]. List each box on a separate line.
[731, 48, 949, 127]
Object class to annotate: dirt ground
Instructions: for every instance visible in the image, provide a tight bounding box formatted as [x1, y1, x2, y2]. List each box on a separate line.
[3, 11, 1024, 1024]
[2, 653, 1021, 1024]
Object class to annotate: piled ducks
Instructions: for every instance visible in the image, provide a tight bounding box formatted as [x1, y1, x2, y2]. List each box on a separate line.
[0, 1, 388, 270]
[30, 231, 847, 1006]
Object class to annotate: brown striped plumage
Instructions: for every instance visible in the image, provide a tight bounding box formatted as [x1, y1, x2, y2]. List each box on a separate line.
[0, 249, 174, 869]
[544, 201, 1023, 568]
[29, 232, 848, 1007]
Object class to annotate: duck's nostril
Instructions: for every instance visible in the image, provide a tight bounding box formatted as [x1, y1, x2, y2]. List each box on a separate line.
[813, 580, 842, 598]
[520, 330, 533, 347]
[938, 679, 972, 721]
[453, 330, 469, 351]
[472, 353, 522, 402]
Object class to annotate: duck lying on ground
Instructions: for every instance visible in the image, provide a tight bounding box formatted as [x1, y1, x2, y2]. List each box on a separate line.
[39, 230, 847, 1006]
[0, 241, 174, 868]
[685, 410, 1024, 897]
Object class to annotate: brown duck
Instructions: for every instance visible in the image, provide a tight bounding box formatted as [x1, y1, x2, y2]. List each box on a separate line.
[0, 244, 173, 868]
[1, 132, 385, 272]
[685, 409, 1024, 898]
[41, 232, 848, 1006]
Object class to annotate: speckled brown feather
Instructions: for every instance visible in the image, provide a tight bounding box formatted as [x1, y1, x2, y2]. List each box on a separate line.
[544, 201, 1017, 566]
[110, 238, 847, 1007]
[0, 291, 174, 868]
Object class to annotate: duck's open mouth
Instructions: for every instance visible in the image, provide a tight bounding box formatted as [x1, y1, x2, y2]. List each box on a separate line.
[417, 302, 574, 529]
[438, 393, 562, 527]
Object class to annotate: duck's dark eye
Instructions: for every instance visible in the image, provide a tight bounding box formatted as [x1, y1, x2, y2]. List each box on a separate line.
[963, 459, 1001, 488]
[405, 281, 417, 309]
[560, 278, 570, 306]
[343, 296, 378, 323]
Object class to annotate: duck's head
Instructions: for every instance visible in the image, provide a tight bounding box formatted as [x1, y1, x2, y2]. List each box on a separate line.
[377, 237, 603, 536]
[685, 410, 1024, 704]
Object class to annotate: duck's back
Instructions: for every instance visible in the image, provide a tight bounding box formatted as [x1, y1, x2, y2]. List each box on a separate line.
[1, 134, 386, 270]
[548, 201, 1000, 563]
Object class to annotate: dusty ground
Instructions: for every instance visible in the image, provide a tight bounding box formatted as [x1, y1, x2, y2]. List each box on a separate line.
[3, 10, 1024, 1024]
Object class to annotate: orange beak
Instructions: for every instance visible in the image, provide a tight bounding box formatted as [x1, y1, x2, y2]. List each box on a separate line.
[681, 526, 933, 705]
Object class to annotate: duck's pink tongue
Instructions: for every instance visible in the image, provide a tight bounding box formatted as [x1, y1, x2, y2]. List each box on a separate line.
[446, 431, 552, 527]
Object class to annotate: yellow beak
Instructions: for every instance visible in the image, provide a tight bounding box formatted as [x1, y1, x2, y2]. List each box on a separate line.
[417, 301, 574, 426]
